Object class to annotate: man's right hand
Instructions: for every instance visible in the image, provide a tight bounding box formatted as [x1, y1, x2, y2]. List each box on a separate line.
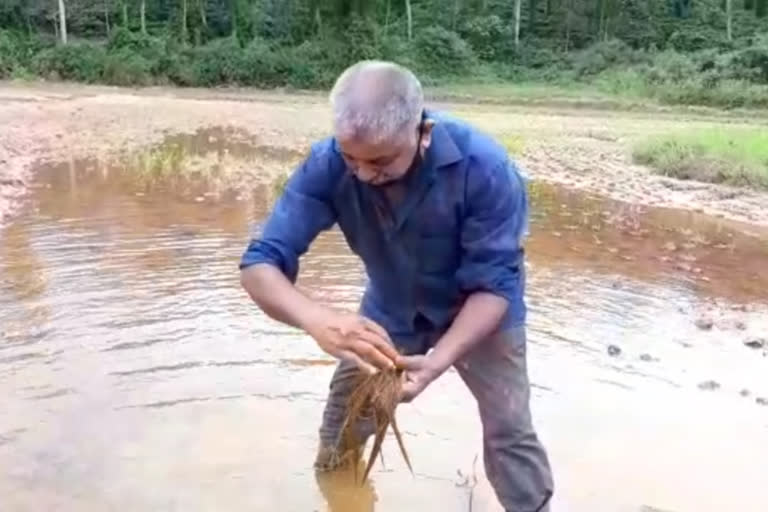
[303, 309, 399, 374]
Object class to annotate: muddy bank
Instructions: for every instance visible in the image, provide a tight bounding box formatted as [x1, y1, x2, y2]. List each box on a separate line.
[2, 82, 768, 231]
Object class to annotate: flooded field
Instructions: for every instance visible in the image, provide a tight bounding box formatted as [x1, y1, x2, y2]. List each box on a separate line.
[2, 84, 768, 512]
[2, 127, 767, 512]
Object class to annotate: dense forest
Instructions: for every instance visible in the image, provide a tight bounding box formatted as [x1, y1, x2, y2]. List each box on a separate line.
[0, 1, 767, 107]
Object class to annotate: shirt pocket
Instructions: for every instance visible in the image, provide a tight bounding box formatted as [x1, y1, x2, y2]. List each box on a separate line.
[418, 234, 460, 274]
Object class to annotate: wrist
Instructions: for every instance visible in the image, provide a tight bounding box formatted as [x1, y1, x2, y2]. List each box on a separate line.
[425, 351, 453, 378]
[296, 302, 330, 333]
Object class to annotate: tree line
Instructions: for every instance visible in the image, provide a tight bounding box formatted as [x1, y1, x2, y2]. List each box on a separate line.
[3, 1, 767, 48]
[0, 1, 766, 107]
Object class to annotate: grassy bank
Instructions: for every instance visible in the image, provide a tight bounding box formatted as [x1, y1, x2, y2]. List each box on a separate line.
[2, 27, 768, 110]
[633, 128, 768, 190]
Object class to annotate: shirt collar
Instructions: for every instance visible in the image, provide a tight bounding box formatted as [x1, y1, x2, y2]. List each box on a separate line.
[423, 113, 463, 170]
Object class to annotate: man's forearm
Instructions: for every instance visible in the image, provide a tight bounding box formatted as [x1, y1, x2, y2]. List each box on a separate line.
[428, 292, 508, 373]
[240, 263, 325, 331]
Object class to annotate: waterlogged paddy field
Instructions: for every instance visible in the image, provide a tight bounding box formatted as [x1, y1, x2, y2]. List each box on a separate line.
[1, 87, 768, 512]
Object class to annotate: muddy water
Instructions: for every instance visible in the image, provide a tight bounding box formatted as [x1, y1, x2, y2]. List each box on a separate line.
[2, 132, 768, 512]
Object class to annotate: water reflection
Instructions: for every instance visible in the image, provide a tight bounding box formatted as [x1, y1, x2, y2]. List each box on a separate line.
[1, 147, 767, 512]
[315, 464, 378, 512]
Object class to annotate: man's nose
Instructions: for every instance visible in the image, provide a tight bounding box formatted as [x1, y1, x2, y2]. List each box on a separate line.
[355, 165, 380, 182]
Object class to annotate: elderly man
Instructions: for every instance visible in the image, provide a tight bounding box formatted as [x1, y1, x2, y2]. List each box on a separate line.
[239, 60, 554, 511]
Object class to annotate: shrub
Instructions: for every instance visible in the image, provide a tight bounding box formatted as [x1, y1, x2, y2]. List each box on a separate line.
[103, 48, 152, 86]
[0, 29, 49, 78]
[0, 30, 20, 78]
[31, 43, 106, 82]
[413, 26, 476, 77]
[460, 15, 511, 61]
[571, 39, 646, 78]
[644, 50, 698, 84]
[237, 38, 279, 86]
[191, 37, 244, 86]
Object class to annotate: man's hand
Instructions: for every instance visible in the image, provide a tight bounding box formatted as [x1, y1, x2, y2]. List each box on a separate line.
[304, 310, 399, 374]
[397, 354, 447, 403]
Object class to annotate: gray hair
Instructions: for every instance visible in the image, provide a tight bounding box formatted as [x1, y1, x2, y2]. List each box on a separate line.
[329, 60, 424, 144]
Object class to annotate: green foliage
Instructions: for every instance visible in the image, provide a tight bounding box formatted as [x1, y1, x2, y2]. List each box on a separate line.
[460, 15, 511, 61]
[190, 36, 243, 86]
[633, 128, 768, 189]
[31, 43, 107, 83]
[570, 39, 648, 77]
[413, 26, 476, 78]
[1, 0, 767, 109]
[103, 48, 153, 86]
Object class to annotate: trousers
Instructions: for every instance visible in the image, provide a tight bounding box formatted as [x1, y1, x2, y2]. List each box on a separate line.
[314, 326, 554, 512]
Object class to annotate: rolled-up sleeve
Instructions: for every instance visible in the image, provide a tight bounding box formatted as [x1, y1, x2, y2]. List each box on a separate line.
[239, 143, 338, 283]
[455, 158, 528, 303]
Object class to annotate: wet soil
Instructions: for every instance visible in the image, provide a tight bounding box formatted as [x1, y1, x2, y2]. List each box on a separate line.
[2, 136, 768, 511]
[2, 82, 768, 230]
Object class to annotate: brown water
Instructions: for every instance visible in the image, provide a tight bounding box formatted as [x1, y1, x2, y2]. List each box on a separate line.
[2, 132, 768, 512]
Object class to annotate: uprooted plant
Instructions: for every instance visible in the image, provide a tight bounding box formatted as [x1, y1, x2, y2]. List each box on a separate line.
[338, 367, 413, 484]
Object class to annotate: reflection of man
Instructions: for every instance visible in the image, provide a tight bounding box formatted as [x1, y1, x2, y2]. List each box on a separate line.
[239, 60, 554, 511]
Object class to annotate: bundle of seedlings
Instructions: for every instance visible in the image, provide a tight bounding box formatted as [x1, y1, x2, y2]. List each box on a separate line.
[338, 366, 413, 484]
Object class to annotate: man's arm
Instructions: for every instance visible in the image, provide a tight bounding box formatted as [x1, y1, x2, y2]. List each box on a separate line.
[431, 158, 527, 370]
[399, 158, 528, 398]
[239, 143, 399, 371]
[239, 143, 337, 323]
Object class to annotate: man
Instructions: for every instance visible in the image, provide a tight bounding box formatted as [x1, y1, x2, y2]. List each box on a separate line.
[239, 60, 554, 512]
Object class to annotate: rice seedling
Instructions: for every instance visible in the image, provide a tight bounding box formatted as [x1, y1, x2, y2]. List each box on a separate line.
[338, 367, 413, 485]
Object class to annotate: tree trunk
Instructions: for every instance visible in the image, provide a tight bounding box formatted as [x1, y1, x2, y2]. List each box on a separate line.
[58, 0, 67, 44]
[104, 0, 110, 36]
[514, 0, 522, 49]
[315, 6, 322, 36]
[405, 0, 412, 41]
[564, 0, 572, 51]
[453, 0, 461, 30]
[199, 0, 208, 28]
[528, 0, 536, 34]
[182, 0, 189, 43]
[122, 0, 128, 26]
[230, 0, 237, 37]
[726, 0, 732, 41]
[140, 0, 147, 34]
[384, 0, 391, 35]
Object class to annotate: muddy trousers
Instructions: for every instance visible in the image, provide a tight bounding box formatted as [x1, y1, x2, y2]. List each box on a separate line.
[315, 326, 555, 512]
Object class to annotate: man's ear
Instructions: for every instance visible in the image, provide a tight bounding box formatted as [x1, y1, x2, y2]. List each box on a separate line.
[420, 119, 435, 150]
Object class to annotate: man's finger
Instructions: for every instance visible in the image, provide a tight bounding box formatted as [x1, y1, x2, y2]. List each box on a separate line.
[397, 354, 425, 371]
[360, 317, 392, 344]
[352, 339, 397, 370]
[339, 350, 377, 375]
[355, 330, 399, 367]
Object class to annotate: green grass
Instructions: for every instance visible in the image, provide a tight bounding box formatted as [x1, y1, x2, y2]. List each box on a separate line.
[632, 128, 768, 190]
[427, 80, 649, 108]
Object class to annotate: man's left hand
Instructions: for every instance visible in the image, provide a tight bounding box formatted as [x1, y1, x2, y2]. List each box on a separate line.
[397, 354, 446, 403]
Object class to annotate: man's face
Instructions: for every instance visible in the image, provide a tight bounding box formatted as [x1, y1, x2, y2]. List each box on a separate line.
[337, 121, 433, 186]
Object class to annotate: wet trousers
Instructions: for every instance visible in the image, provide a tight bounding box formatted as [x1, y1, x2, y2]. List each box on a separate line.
[314, 326, 555, 512]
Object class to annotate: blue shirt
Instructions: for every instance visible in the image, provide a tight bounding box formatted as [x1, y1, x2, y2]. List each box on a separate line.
[240, 110, 529, 355]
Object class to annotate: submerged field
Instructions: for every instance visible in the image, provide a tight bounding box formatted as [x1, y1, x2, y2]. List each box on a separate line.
[2, 83, 768, 512]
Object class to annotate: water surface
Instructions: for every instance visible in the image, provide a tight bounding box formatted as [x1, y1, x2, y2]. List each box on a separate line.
[2, 134, 768, 512]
